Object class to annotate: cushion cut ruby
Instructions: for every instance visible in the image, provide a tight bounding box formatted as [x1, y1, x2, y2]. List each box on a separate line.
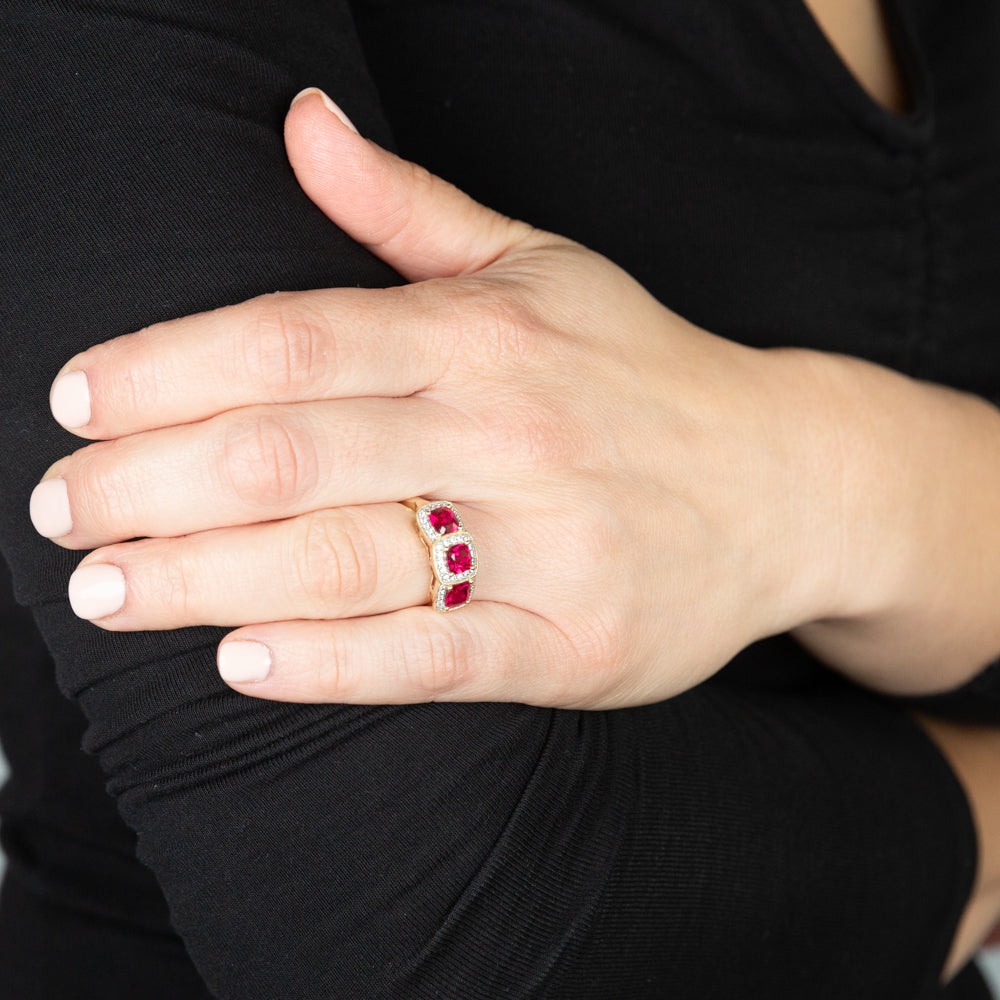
[446, 543, 473, 575]
[427, 506, 460, 535]
[444, 582, 471, 608]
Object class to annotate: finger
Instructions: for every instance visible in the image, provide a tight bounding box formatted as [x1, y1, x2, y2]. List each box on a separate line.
[66, 504, 432, 628]
[30, 396, 463, 549]
[215, 603, 580, 706]
[48, 284, 449, 439]
[285, 88, 546, 282]
[49, 90, 557, 442]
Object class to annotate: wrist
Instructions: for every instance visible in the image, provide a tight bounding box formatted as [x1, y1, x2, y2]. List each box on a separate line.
[774, 348, 1000, 693]
[772, 348, 908, 623]
[750, 345, 951, 632]
[740, 346, 868, 635]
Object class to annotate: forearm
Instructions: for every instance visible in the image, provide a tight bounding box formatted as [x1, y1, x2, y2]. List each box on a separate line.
[782, 347, 1000, 696]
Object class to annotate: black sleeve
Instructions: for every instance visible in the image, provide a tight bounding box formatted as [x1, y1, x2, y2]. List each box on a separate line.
[0, 4, 987, 999]
[899, 659, 1000, 726]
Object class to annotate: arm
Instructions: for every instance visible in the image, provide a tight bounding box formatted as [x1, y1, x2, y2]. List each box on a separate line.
[37, 94, 1000, 709]
[3, 9, 993, 999]
[784, 347, 1000, 696]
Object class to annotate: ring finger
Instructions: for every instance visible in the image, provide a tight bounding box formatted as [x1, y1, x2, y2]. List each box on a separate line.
[66, 501, 499, 629]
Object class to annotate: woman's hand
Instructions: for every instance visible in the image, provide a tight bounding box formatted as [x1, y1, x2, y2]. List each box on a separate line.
[27, 89, 894, 707]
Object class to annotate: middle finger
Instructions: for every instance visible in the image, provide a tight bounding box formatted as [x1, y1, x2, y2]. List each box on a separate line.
[30, 396, 468, 549]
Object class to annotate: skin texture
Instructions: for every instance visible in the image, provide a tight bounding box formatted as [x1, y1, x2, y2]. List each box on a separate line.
[34, 120, 849, 709]
[27, 16, 1000, 983]
[33, 94, 1000, 707]
[797, 5, 1000, 976]
[804, 2, 1000, 978]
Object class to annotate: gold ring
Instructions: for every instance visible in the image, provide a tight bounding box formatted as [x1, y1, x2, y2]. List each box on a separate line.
[405, 498, 478, 612]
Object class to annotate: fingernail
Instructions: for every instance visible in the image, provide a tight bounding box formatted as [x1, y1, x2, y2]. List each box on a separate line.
[290, 87, 359, 134]
[51, 370, 91, 429]
[68, 564, 126, 619]
[218, 641, 272, 683]
[29, 477, 73, 538]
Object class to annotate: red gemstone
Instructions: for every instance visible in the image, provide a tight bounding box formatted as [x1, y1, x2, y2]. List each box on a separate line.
[427, 506, 460, 535]
[444, 582, 471, 608]
[446, 543, 472, 575]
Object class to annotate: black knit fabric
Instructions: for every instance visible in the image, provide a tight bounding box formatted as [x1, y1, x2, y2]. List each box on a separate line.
[0, 0, 998, 997]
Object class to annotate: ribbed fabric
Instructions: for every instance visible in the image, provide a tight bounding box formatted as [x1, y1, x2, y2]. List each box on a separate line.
[1, 1, 998, 996]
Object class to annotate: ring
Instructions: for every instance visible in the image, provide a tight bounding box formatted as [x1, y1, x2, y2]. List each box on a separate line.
[405, 498, 478, 612]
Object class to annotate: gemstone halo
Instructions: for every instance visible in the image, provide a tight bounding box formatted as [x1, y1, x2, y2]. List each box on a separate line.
[406, 499, 478, 612]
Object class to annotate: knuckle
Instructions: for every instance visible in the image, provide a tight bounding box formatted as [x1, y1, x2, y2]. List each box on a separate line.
[578, 612, 627, 678]
[71, 440, 142, 534]
[360, 156, 425, 248]
[314, 629, 363, 701]
[220, 413, 318, 510]
[103, 537, 195, 620]
[488, 294, 538, 363]
[151, 546, 196, 620]
[458, 282, 540, 368]
[404, 619, 472, 699]
[114, 358, 165, 421]
[481, 396, 577, 472]
[561, 504, 618, 573]
[404, 159, 439, 205]
[238, 294, 327, 401]
[423, 279, 541, 381]
[552, 612, 626, 706]
[293, 511, 378, 613]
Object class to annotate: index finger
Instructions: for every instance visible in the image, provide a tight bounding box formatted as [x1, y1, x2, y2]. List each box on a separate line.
[49, 285, 448, 439]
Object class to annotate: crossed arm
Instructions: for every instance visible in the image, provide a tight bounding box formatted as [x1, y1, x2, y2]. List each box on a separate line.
[6, 3, 1000, 993]
[29, 90, 1000, 708]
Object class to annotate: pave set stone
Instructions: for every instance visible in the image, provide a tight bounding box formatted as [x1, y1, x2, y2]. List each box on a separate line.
[414, 501, 477, 611]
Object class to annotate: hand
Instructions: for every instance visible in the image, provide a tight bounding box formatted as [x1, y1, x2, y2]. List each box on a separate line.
[29, 88, 849, 708]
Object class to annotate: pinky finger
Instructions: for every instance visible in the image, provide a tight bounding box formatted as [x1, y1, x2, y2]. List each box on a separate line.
[216, 603, 578, 707]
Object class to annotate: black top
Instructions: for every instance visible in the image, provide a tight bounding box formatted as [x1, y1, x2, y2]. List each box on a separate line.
[0, 1, 998, 997]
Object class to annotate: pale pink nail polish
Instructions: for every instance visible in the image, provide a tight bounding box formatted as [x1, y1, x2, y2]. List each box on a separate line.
[29, 478, 73, 538]
[68, 564, 126, 620]
[290, 87, 360, 133]
[218, 641, 272, 683]
[50, 370, 91, 428]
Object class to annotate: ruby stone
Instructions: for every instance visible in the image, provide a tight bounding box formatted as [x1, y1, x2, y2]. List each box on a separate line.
[428, 506, 460, 535]
[444, 582, 471, 608]
[446, 543, 473, 575]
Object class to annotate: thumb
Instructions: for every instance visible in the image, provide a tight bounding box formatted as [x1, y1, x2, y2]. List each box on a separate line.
[284, 88, 536, 282]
